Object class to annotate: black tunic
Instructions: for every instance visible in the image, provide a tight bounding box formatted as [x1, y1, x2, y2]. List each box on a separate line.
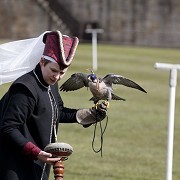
[0, 64, 78, 180]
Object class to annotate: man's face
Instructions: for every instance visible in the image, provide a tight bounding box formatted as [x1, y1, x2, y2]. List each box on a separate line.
[40, 59, 68, 85]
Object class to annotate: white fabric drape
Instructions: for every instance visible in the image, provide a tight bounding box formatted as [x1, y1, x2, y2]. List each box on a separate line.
[0, 31, 48, 85]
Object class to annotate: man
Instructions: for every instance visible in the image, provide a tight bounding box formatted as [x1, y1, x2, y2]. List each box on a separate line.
[0, 31, 108, 180]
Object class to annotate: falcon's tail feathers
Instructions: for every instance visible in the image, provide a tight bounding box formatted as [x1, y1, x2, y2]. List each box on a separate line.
[112, 93, 126, 101]
[89, 97, 96, 102]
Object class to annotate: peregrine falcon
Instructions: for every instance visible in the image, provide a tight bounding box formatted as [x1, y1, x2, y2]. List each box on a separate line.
[60, 72, 147, 106]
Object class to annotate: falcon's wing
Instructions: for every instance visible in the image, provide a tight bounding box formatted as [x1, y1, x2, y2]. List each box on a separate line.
[102, 74, 147, 93]
[60, 73, 89, 92]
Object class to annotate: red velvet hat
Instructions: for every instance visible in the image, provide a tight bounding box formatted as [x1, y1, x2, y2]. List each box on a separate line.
[42, 31, 79, 67]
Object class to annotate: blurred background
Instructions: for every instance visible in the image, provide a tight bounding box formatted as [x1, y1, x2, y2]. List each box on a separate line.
[1, 0, 180, 47]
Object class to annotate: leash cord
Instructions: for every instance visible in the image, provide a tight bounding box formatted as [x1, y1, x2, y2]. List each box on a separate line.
[91, 115, 108, 157]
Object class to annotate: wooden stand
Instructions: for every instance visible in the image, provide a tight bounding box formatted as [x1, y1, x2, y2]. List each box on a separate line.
[53, 160, 64, 180]
[44, 142, 73, 180]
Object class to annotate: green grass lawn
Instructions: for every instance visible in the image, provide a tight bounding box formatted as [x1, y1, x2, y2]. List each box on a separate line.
[1, 43, 180, 180]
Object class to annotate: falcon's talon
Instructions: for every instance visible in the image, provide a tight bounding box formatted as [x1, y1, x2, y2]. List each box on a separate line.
[104, 100, 110, 108]
[94, 102, 100, 110]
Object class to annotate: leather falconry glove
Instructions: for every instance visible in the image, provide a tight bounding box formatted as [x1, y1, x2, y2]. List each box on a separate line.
[76, 101, 108, 127]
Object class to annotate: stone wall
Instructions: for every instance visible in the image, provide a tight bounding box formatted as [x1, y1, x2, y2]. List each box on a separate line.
[0, 0, 59, 39]
[58, 0, 180, 47]
[0, 0, 180, 47]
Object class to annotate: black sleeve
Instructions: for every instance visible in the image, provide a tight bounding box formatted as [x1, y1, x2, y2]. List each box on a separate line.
[59, 107, 78, 123]
[0, 84, 36, 150]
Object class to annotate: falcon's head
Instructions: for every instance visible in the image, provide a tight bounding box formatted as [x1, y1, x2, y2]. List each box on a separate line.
[88, 74, 97, 83]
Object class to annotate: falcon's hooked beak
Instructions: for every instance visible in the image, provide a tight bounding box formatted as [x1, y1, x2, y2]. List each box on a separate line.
[88, 74, 97, 83]
[88, 77, 98, 83]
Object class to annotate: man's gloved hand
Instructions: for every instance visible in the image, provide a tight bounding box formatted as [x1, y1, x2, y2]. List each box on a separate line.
[76, 101, 109, 128]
